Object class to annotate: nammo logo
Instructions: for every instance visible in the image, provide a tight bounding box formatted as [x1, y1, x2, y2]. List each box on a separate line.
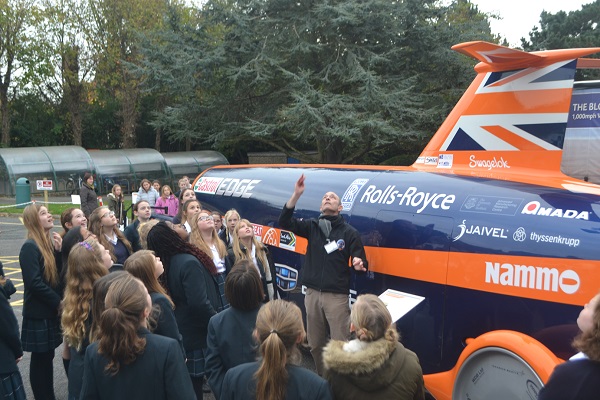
[485, 262, 580, 294]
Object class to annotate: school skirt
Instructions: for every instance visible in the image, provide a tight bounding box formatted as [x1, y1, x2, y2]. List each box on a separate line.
[21, 317, 62, 353]
[0, 371, 26, 400]
[186, 348, 207, 378]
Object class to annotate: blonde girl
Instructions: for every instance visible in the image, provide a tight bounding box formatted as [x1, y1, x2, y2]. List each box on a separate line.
[61, 239, 110, 399]
[227, 219, 278, 301]
[322, 294, 425, 400]
[19, 203, 63, 399]
[190, 211, 229, 310]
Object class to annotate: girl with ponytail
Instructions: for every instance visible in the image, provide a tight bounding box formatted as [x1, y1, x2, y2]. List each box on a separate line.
[19, 203, 63, 400]
[221, 300, 331, 400]
[80, 273, 194, 399]
[322, 294, 425, 400]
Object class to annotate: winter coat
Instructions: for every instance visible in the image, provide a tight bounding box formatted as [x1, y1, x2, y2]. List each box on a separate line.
[323, 333, 425, 400]
[107, 193, 125, 225]
[155, 195, 179, 217]
[80, 183, 98, 218]
[137, 187, 159, 207]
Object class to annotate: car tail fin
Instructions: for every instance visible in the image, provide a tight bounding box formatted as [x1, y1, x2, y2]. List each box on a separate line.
[414, 41, 600, 181]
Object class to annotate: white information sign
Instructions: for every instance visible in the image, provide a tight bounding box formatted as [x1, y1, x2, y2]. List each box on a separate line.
[378, 289, 425, 323]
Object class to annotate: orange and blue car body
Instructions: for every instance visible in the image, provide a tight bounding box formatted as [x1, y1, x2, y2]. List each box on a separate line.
[193, 42, 600, 399]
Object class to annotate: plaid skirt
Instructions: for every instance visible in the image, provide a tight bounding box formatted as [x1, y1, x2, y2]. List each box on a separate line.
[0, 371, 26, 400]
[215, 273, 229, 312]
[21, 317, 62, 353]
[186, 348, 207, 378]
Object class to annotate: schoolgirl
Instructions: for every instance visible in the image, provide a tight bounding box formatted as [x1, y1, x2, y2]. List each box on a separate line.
[226, 218, 279, 301]
[19, 203, 63, 400]
[124, 250, 184, 355]
[89, 206, 133, 265]
[80, 273, 195, 399]
[179, 199, 202, 234]
[218, 209, 240, 247]
[221, 300, 332, 400]
[123, 200, 152, 252]
[539, 290, 600, 400]
[137, 179, 159, 207]
[146, 222, 225, 399]
[60, 208, 87, 236]
[206, 260, 264, 399]
[322, 294, 425, 400]
[0, 262, 26, 400]
[171, 188, 198, 225]
[61, 240, 111, 399]
[154, 185, 179, 217]
[190, 211, 229, 309]
[107, 184, 125, 226]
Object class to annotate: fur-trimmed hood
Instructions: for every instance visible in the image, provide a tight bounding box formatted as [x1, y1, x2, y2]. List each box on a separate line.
[323, 336, 397, 376]
[323, 333, 424, 398]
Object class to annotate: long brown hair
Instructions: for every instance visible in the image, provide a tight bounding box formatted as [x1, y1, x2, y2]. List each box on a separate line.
[90, 271, 129, 341]
[124, 250, 173, 308]
[97, 274, 148, 375]
[231, 219, 269, 269]
[254, 300, 304, 400]
[573, 292, 600, 361]
[88, 206, 133, 262]
[23, 203, 59, 286]
[189, 211, 226, 259]
[61, 239, 109, 350]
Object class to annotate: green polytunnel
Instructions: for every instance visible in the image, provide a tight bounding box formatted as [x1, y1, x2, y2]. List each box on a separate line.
[87, 148, 171, 194]
[0, 146, 95, 196]
[0, 146, 229, 197]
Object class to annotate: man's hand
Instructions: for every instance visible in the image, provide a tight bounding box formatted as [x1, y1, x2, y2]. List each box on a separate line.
[352, 257, 366, 272]
[294, 174, 306, 197]
[286, 174, 306, 209]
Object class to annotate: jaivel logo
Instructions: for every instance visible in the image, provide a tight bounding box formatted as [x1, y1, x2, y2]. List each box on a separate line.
[453, 220, 508, 242]
[521, 201, 589, 220]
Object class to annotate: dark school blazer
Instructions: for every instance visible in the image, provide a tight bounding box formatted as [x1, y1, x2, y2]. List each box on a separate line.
[167, 253, 220, 351]
[205, 306, 260, 399]
[19, 239, 62, 319]
[150, 292, 185, 356]
[0, 279, 23, 374]
[538, 358, 600, 400]
[221, 362, 333, 400]
[79, 328, 195, 400]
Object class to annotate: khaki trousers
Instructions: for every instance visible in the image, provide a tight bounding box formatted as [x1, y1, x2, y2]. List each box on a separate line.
[304, 288, 351, 375]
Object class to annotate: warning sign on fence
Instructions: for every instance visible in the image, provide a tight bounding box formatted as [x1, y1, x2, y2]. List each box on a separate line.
[36, 180, 53, 191]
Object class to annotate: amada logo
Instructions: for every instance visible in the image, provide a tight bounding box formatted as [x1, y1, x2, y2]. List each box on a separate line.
[485, 262, 580, 294]
[521, 201, 589, 220]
